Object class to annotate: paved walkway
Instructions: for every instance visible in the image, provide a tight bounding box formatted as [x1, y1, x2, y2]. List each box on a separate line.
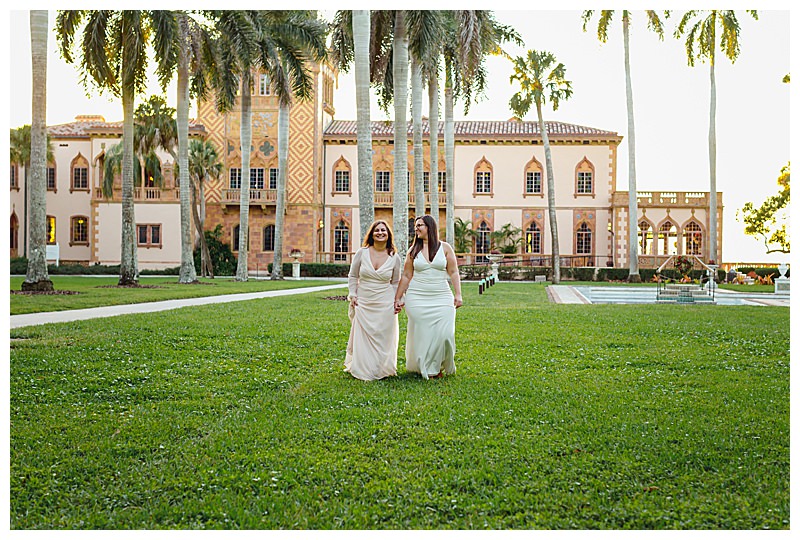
[10, 283, 348, 329]
[546, 285, 590, 304]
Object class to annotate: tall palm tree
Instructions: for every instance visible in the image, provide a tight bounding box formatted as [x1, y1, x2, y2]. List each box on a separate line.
[582, 10, 669, 282]
[57, 10, 177, 285]
[509, 50, 573, 284]
[10, 125, 53, 261]
[22, 10, 53, 291]
[329, 10, 375, 241]
[392, 11, 410, 252]
[207, 10, 326, 281]
[188, 138, 221, 277]
[675, 9, 758, 264]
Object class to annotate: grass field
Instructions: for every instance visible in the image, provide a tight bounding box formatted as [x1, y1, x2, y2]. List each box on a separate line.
[9, 283, 789, 529]
[9, 276, 340, 315]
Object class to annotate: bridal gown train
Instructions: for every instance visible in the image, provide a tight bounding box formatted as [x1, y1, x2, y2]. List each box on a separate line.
[404, 243, 456, 379]
[345, 247, 401, 381]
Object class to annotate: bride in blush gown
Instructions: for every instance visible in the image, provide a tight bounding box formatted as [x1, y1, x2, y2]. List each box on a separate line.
[345, 220, 402, 381]
[394, 215, 463, 379]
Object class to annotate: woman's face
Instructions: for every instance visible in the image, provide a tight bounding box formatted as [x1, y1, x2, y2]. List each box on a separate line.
[373, 223, 389, 242]
[414, 219, 427, 239]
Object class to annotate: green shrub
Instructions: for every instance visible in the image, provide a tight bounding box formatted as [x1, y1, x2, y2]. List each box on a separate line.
[194, 224, 236, 276]
[737, 266, 789, 279]
[267, 262, 349, 277]
[10, 257, 27, 274]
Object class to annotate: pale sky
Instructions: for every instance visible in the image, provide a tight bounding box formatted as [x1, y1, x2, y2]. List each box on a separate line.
[5, 4, 795, 264]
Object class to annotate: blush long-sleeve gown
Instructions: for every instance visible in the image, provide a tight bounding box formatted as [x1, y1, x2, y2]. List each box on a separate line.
[345, 247, 402, 381]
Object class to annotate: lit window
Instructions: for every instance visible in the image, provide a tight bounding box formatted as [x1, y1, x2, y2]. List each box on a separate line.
[525, 222, 542, 254]
[71, 216, 88, 244]
[46, 215, 56, 244]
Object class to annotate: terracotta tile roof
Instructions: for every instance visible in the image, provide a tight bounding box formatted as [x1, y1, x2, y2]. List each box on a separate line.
[47, 117, 206, 139]
[324, 119, 620, 139]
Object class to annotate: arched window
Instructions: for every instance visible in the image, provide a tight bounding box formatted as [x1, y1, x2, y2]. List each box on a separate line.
[70, 154, 89, 191]
[10, 213, 19, 255]
[683, 221, 703, 256]
[334, 220, 350, 262]
[475, 221, 491, 262]
[575, 157, 595, 195]
[70, 216, 89, 245]
[524, 156, 543, 195]
[474, 157, 493, 195]
[638, 220, 653, 255]
[263, 224, 275, 251]
[658, 220, 678, 255]
[332, 156, 351, 194]
[525, 222, 542, 254]
[576, 222, 592, 254]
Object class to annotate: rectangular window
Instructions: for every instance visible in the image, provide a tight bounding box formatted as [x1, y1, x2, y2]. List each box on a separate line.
[11, 165, 18, 188]
[438, 171, 446, 193]
[71, 216, 88, 244]
[577, 172, 593, 194]
[476, 171, 491, 193]
[269, 168, 278, 190]
[72, 167, 88, 190]
[137, 224, 162, 247]
[229, 168, 242, 189]
[576, 228, 592, 254]
[259, 74, 271, 95]
[375, 171, 390, 192]
[526, 171, 542, 194]
[335, 170, 350, 192]
[47, 167, 56, 190]
[250, 168, 264, 190]
[423, 171, 430, 193]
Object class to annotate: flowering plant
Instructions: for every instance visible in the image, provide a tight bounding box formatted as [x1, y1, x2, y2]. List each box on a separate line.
[674, 255, 693, 275]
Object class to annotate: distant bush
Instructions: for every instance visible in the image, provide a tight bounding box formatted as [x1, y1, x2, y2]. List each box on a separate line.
[194, 224, 236, 276]
[267, 262, 349, 277]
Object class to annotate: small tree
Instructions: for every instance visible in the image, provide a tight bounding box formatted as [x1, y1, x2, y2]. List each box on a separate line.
[737, 163, 790, 254]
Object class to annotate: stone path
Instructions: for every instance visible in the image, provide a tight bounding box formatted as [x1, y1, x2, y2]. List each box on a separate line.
[10, 283, 348, 329]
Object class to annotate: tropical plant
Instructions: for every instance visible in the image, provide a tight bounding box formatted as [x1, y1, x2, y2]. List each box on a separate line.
[737, 163, 790, 254]
[10, 125, 53, 262]
[509, 50, 573, 284]
[452, 216, 476, 254]
[489, 223, 523, 254]
[674, 9, 759, 264]
[582, 9, 669, 282]
[188, 138, 222, 277]
[57, 10, 178, 285]
[22, 10, 53, 292]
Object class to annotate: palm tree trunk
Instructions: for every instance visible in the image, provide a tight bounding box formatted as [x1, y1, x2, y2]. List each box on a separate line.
[392, 11, 409, 254]
[353, 10, 374, 241]
[623, 14, 641, 282]
[190, 179, 212, 277]
[177, 14, 197, 283]
[119, 84, 138, 285]
[537, 104, 560, 284]
[411, 56, 425, 218]
[444, 78, 455, 245]
[272, 102, 289, 279]
[428, 72, 440, 222]
[236, 71, 252, 281]
[23, 10, 52, 291]
[708, 57, 718, 263]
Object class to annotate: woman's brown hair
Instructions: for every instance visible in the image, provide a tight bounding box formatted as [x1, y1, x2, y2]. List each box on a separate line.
[362, 219, 396, 255]
[409, 215, 441, 262]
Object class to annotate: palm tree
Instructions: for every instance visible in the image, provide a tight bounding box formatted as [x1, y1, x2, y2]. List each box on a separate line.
[207, 11, 326, 281]
[329, 10, 375, 242]
[392, 11, 410, 252]
[22, 10, 53, 291]
[509, 50, 573, 284]
[441, 11, 521, 244]
[57, 10, 177, 285]
[188, 138, 221, 277]
[675, 9, 758, 264]
[10, 125, 53, 262]
[582, 10, 669, 282]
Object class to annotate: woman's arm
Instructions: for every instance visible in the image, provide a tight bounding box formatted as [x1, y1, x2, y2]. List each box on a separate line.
[394, 250, 415, 313]
[444, 242, 463, 308]
[347, 248, 363, 307]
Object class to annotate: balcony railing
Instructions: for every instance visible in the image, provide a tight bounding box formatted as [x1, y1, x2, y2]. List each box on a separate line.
[221, 188, 278, 205]
[93, 187, 180, 201]
[373, 191, 447, 207]
[612, 191, 720, 207]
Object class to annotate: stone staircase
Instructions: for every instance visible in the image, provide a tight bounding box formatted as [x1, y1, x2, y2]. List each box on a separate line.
[656, 283, 715, 304]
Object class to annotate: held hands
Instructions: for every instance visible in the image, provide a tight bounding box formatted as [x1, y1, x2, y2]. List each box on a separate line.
[454, 295, 463, 309]
[349, 295, 358, 308]
[394, 298, 405, 314]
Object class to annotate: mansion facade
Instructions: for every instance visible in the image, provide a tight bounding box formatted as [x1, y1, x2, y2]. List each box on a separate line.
[10, 64, 722, 271]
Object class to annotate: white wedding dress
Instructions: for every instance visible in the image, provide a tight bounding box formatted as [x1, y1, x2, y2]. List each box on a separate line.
[345, 247, 401, 381]
[404, 243, 456, 379]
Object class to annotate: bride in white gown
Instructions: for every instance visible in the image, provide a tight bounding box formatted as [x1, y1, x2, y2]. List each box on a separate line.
[394, 215, 463, 379]
[345, 220, 402, 381]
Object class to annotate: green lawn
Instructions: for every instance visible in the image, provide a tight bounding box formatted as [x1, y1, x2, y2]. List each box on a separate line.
[9, 276, 341, 315]
[10, 284, 789, 529]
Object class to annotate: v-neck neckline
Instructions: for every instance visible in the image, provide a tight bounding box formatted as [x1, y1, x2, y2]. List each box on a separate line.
[367, 248, 391, 272]
[419, 243, 441, 264]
